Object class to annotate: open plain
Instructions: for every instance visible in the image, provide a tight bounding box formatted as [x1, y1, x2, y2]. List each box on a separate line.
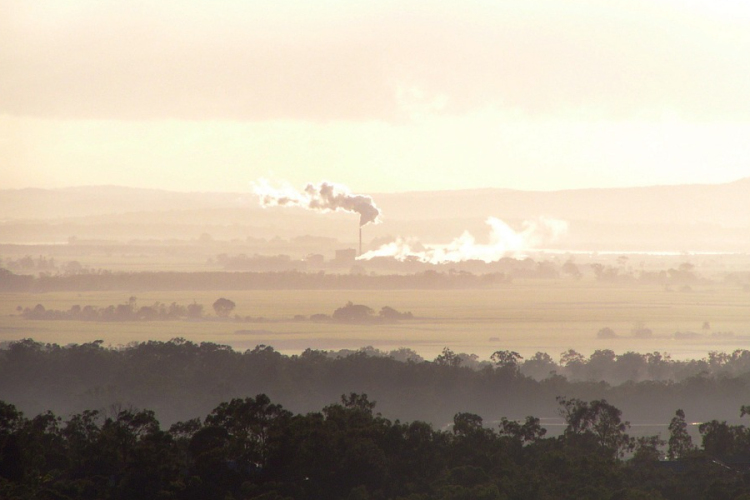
[3, 280, 749, 361]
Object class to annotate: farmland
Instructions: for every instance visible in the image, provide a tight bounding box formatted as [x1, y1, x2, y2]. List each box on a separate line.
[3, 280, 749, 361]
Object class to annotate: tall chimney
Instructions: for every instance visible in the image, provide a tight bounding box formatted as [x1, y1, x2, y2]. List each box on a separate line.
[359, 227, 362, 256]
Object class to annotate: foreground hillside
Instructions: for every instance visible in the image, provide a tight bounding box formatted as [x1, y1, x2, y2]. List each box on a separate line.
[2, 391, 750, 500]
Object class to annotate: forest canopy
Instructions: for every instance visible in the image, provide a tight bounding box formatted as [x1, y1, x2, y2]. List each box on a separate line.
[2, 392, 750, 500]
[2, 339, 750, 429]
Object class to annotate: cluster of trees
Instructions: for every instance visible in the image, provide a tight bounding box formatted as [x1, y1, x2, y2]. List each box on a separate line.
[322, 302, 413, 323]
[596, 323, 655, 340]
[0, 255, 97, 276]
[3, 393, 750, 500]
[364, 256, 555, 280]
[16, 297, 238, 321]
[0, 255, 59, 273]
[590, 261, 705, 286]
[5, 339, 750, 430]
[597, 323, 736, 341]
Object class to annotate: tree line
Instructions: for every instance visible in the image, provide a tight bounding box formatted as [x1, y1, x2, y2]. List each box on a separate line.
[334, 345, 750, 386]
[18, 297, 209, 322]
[3, 392, 750, 500]
[16, 298, 412, 324]
[3, 339, 750, 430]
[0, 268, 510, 292]
[3, 253, 727, 286]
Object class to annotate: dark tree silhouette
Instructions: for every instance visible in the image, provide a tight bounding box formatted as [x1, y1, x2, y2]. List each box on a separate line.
[332, 301, 374, 322]
[212, 297, 236, 317]
[434, 347, 462, 367]
[558, 396, 634, 458]
[491, 350, 523, 369]
[667, 409, 695, 459]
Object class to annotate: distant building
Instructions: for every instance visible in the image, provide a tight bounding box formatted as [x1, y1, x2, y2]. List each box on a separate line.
[333, 248, 357, 267]
[305, 253, 325, 266]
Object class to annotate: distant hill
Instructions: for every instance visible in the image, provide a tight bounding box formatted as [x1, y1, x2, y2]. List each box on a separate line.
[3, 179, 750, 224]
[374, 177, 750, 226]
[1, 179, 749, 252]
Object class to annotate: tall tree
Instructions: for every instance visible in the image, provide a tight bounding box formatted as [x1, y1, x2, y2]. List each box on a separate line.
[557, 397, 633, 457]
[667, 409, 694, 459]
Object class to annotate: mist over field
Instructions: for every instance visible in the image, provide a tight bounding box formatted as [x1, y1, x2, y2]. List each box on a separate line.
[3, 181, 750, 357]
[2, 180, 750, 378]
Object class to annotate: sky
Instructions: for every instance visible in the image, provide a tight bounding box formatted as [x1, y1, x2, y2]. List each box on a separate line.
[2, 0, 750, 193]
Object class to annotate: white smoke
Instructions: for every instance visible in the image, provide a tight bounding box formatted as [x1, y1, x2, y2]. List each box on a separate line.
[253, 179, 381, 227]
[359, 216, 568, 264]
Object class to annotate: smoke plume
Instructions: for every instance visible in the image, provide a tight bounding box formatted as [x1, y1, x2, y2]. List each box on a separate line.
[253, 179, 381, 226]
[359, 217, 568, 264]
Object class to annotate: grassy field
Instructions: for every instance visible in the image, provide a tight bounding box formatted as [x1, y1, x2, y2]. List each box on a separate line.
[2, 281, 750, 361]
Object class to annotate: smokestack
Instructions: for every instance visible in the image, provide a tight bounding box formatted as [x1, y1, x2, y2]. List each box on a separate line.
[359, 226, 362, 257]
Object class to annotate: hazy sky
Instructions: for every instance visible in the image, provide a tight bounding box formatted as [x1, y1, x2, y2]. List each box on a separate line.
[2, 0, 750, 193]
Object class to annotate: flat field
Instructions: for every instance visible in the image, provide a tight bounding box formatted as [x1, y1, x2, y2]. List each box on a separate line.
[2, 281, 750, 361]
